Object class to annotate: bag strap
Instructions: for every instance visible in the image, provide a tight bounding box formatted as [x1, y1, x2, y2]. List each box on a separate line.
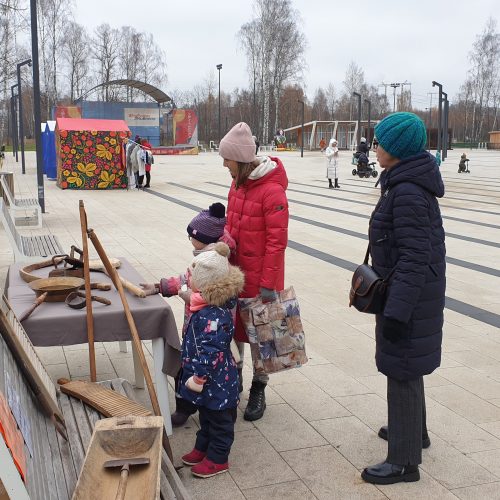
[364, 243, 396, 282]
[363, 244, 370, 265]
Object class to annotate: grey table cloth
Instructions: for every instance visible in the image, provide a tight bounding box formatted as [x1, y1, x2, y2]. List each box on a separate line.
[6, 258, 181, 377]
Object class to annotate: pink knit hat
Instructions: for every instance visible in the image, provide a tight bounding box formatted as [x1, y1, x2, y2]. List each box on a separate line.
[219, 122, 256, 163]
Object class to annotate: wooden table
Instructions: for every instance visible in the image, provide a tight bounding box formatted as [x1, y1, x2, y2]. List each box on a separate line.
[6, 258, 181, 435]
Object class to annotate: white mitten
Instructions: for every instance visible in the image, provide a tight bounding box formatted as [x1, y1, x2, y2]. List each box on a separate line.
[185, 375, 206, 393]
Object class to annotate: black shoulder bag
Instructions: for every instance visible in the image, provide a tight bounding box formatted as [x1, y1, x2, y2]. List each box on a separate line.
[349, 244, 395, 314]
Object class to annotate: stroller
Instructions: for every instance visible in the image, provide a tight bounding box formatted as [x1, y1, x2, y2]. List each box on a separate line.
[352, 152, 378, 178]
[458, 154, 470, 173]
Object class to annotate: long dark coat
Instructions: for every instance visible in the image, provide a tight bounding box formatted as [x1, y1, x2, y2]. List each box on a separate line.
[369, 151, 446, 380]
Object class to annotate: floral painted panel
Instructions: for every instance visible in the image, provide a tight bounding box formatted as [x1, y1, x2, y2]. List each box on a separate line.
[57, 129, 130, 189]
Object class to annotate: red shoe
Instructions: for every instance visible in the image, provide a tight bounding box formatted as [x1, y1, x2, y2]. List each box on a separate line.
[181, 449, 206, 466]
[191, 457, 229, 478]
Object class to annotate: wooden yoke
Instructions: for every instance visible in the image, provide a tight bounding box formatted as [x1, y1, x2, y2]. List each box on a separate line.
[79, 201, 97, 382]
[86, 228, 174, 463]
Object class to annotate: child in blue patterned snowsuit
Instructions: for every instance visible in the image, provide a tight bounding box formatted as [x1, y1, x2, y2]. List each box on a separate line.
[179, 242, 245, 478]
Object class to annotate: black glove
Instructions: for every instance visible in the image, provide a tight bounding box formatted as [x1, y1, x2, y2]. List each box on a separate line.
[382, 317, 409, 343]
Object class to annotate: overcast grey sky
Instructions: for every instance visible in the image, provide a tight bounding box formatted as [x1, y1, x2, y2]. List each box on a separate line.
[74, 0, 498, 110]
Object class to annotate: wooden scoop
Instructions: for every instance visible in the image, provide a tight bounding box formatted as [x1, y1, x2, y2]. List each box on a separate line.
[104, 457, 150, 500]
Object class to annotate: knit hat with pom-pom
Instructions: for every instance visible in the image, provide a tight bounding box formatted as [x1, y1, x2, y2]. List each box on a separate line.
[187, 202, 226, 244]
[190, 242, 231, 291]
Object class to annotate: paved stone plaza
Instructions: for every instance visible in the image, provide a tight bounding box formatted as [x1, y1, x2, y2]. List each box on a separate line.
[1, 148, 500, 499]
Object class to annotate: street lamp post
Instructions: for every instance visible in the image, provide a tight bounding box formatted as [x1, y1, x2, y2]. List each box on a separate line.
[298, 100, 304, 158]
[425, 107, 431, 151]
[352, 92, 361, 150]
[216, 64, 222, 144]
[11, 84, 19, 160]
[442, 93, 449, 161]
[17, 59, 32, 174]
[30, 0, 45, 212]
[364, 98, 371, 146]
[432, 81, 443, 156]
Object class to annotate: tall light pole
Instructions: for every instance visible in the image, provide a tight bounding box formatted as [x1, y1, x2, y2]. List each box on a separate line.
[443, 93, 449, 161]
[390, 83, 401, 112]
[11, 84, 19, 160]
[298, 100, 304, 158]
[432, 81, 443, 156]
[353, 92, 361, 149]
[364, 98, 371, 146]
[17, 59, 32, 174]
[216, 64, 222, 144]
[425, 107, 431, 151]
[30, 0, 45, 212]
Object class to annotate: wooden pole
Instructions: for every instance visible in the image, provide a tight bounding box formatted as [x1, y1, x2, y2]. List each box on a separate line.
[86, 228, 174, 462]
[79, 201, 97, 382]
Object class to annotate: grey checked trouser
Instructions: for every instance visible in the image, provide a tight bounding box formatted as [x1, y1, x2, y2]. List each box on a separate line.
[387, 376, 427, 466]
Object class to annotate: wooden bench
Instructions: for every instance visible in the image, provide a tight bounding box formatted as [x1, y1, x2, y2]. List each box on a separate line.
[0, 174, 42, 229]
[0, 295, 190, 500]
[0, 199, 64, 262]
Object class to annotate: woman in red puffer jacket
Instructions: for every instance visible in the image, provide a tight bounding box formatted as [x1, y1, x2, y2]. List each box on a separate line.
[220, 122, 289, 422]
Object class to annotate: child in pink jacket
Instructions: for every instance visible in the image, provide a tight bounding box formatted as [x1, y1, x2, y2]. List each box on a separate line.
[141, 202, 236, 426]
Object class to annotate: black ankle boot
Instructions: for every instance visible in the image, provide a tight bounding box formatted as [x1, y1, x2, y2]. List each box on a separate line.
[361, 461, 420, 484]
[244, 381, 266, 421]
[334, 179, 340, 188]
[237, 368, 243, 393]
[378, 425, 431, 449]
[171, 396, 197, 427]
[328, 179, 333, 189]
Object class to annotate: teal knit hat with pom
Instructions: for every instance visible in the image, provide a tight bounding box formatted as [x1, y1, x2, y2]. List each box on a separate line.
[374, 112, 427, 159]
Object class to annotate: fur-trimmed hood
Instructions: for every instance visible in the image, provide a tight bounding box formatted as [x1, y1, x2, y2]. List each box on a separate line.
[201, 265, 245, 307]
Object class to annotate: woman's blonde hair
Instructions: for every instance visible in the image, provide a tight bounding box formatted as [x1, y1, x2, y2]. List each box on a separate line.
[234, 159, 259, 189]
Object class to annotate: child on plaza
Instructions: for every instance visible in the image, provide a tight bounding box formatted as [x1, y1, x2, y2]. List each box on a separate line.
[179, 242, 244, 477]
[140, 202, 236, 427]
[458, 153, 469, 173]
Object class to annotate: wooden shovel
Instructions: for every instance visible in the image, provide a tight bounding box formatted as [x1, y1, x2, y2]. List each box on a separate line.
[79, 200, 97, 382]
[87, 228, 174, 463]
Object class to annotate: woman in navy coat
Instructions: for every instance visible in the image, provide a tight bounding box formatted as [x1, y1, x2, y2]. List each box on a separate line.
[361, 113, 446, 485]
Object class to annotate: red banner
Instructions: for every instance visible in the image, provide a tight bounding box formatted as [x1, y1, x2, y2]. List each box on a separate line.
[55, 106, 82, 119]
[172, 109, 198, 146]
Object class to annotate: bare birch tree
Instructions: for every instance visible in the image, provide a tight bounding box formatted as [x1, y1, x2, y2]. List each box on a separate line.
[37, 0, 73, 113]
[63, 21, 89, 101]
[239, 0, 306, 143]
[92, 23, 120, 101]
[456, 17, 500, 142]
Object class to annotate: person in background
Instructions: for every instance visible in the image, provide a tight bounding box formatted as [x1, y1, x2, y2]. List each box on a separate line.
[458, 153, 469, 173]
[126, 137, 141, 189]
[179, 242, 244, 478]
[141, 138, 153, 188]
[357, 136, 370, 156]
[435, 150, 441, 167]
[252, 135, 260, 155]
[361, 112, 445, 485]
[372, 137, 379, 151]
[319, 138, 326, 152]
[220, 122, 289, 422]
[325, 138, 339, 188]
